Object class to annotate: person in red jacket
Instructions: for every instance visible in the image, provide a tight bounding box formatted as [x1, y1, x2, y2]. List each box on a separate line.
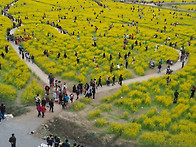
[41, 105, 46, 118]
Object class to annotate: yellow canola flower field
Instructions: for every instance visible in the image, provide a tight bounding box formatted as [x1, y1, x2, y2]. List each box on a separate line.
[8, 0, 187, 83]
[1, 0, 195, 146]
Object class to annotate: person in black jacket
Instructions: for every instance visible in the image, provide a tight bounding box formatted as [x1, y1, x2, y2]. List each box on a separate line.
[9, 134, 16, 147]
[49, 99, 54, 112]
[119, 74, 123, 86]
[0, 104, 6, 119]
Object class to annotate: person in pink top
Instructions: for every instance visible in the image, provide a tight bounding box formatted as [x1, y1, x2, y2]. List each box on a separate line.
[36, 104, 41, 117]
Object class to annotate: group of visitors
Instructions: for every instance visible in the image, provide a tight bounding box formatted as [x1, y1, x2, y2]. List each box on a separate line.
[46, 134, 84, 147]
[173, 86, 195, 103]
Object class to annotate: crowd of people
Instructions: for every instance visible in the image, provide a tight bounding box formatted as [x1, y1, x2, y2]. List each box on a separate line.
[44, 134, 84, 147]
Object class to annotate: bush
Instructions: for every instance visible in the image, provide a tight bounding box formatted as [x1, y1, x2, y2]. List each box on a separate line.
[71, 101, 85, 111]
[94, 118, 108, 128]
[0, 84, 17, 101]
[87, 109, 101, 120]
[21, 79, 43, 104]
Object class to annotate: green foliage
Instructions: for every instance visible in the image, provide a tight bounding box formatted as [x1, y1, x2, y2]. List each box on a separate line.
[94, 118, 108, 128]
[87, 109, 101, 120]
[71, 101, 85, 111]
[21, 79, 43, 104]
[0, 84, 17, 101]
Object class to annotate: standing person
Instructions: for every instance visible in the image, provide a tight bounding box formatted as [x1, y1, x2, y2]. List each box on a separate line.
[49, 99, 54, 112]
[106, 75, 110, 86]
[92, 86, 96, 99]
[173, 90, 179, 104]
[97, 76, 102, 87]
[72, 85, 76, 93]
[110, 63, 113, 73]
[31, 54, 34, 63]
[166, 76, 171, 85]
[9, 133, 16, 147]
[125, 60, 128, 69]
[48, 73, 54, 87]
[34, 94, 41, 106]
[47, 135, 54, 147]
[54, 136, 61, 147]
[41, 97, 46, 106]
[112, 75, 115, 86]
[158, 63, 162, 73]
[190, 86, 196, 98]
[76, 88, 80, 100]
[36, 104, 41, 117]
[41, 105, 46, 118]
[45, 85, 50, 95]
[119, 74, 123, 86]
[0, 103, 6, 119]
[76, 57, 79, 64]
[69, 93, 74, 103]
[182, 60, 185, 68]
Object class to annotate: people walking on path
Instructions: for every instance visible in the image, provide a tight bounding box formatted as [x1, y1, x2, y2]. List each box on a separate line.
[9, 133, 16, 147]
[49, 99, 54, 112]
[36, 104, 41, 117]
[97, 76, 102, 87]
[119, 74, 123, 86]
[112, 75, 115, 86]
[41, 105, 46, 118]
[48, 73, 54, 87]
[34, 94, 41, 106]
[158, 63, 162, 73]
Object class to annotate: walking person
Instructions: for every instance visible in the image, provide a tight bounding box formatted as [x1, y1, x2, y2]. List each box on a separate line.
[9, 133, 16, 147]
[48, 73, 54, 87]
[125, 60, 128, 69]
[182, 60, 185, 68]
[34, 94, 41, 106]
[47, 134, 54, 147]
[41, 105, 46, 118]
[36, 103, 41, 117]
[190, 86, 196, 98]
[173, 90, 179, 104]
[92, 86, 96, 99]
[49, 99, 54, 112]
[158, 63, 162, 73]
[112, 75, 115, 86]
[97, 76, 102, 87]
[0, 103, 6, 119]
[119, 74, 123, 86]
[166, 76, 171, 85]
[54, 136, 61, 147]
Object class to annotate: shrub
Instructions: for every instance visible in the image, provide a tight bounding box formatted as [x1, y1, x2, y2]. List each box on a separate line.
[71, 101, 85, 111]
[87, 109, 101, 120]
[0, 84, 17, 101]
[21, 79, 43, 104]
[120, 111, 129, 120]
[94, 118, 108, 128]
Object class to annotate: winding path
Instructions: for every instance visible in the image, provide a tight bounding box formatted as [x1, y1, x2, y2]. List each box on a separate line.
[0, 0, 189, 147]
